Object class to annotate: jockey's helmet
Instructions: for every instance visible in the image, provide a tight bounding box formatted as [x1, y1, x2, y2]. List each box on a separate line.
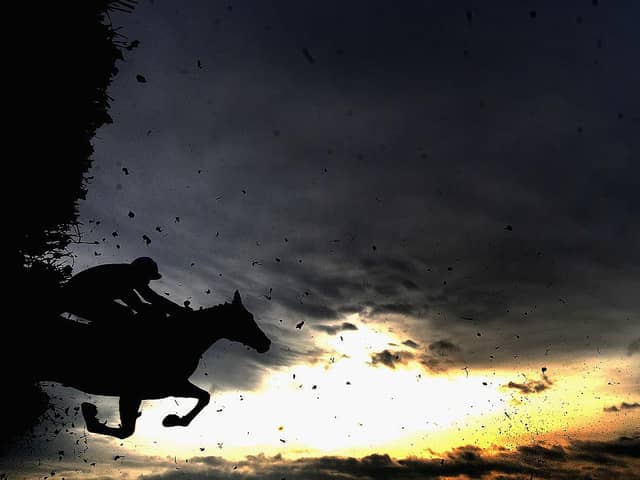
[131, 257, 162, 280]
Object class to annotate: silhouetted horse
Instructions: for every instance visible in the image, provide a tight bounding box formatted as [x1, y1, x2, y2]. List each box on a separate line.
[21, 291, 270, 439]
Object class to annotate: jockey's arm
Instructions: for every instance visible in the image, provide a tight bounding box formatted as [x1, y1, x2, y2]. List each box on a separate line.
[118, 290, 147, 312]
[136, 284, 185, 315]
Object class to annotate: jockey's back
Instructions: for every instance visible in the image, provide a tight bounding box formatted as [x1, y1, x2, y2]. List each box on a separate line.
[63, 263, 149, 301]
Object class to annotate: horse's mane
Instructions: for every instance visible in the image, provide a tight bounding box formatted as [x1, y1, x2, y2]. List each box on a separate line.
[182, 302, 230, 320]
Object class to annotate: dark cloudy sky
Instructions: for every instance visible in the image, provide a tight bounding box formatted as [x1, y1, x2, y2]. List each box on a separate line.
[77, 0, 640, 380]
[4, 1, 639, 478]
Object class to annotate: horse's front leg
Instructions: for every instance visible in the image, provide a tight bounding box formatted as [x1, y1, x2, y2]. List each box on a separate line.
[162, 381, 210, 428]
[82, 396, 142, 439]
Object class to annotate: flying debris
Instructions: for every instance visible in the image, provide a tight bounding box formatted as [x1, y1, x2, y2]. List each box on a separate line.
[136, 74, 147, 83]
[301, 47, 315, 64]
[465, 9, 473, 25]
[296, 321, 305, 329]
[125, 39, 139, 51]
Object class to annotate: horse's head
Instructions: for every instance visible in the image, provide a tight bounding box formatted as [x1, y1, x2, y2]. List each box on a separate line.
[220, 291, 271, 353]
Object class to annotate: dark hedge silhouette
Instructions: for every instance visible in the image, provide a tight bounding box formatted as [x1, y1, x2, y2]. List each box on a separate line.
[3, 0, 136, 452]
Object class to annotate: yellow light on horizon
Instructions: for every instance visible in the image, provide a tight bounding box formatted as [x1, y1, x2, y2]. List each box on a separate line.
[88, 316, 638, 463]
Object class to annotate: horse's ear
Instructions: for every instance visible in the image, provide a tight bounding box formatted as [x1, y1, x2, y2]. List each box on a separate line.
[233, 290, 242, 305]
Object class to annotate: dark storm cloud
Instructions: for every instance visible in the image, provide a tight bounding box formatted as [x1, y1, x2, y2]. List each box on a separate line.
[502, 373, 553, 395]
[404, 339, 466, 372]
[401, 279, 419, 291]
[368, 303, 424, 317]
[428, 339, 462, 356]
[278, 299, 340, 320]
[370, 350, 413, 369]
[370, 344, 463, 373]
[312, 321, 358, 335]
[402, 339, 419, 349]
[20, 435, 636, 480]
[68, 0, 640, 392]
[516, 443, 567, 462]
[504, 380, 551, 395]
[604, 402, 640, 413]
[569, 435, 640, 461]
[419, 354, 456, 373]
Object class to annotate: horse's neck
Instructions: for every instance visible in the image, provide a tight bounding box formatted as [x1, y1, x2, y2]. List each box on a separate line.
[181, 307, 226, 356]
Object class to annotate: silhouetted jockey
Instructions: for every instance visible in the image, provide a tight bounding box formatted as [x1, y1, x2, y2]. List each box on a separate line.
[59, 257, 185, 326]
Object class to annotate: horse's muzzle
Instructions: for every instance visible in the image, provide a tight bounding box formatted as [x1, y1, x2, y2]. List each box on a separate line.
[256, 339, 271, 353]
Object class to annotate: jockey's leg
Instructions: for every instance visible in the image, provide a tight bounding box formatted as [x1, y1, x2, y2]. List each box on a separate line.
[96, 302, 136, 324]
[62, 300, 134, 325]
[118, 396, 143, 438]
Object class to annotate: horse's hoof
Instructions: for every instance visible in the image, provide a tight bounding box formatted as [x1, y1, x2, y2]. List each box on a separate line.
[162, 414, 183, 427]
[81, 402, 98, 419]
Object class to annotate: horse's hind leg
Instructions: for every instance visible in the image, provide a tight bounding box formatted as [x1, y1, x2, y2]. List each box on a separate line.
[162, 381, 210, 428]
[81, 397, 142, 439]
